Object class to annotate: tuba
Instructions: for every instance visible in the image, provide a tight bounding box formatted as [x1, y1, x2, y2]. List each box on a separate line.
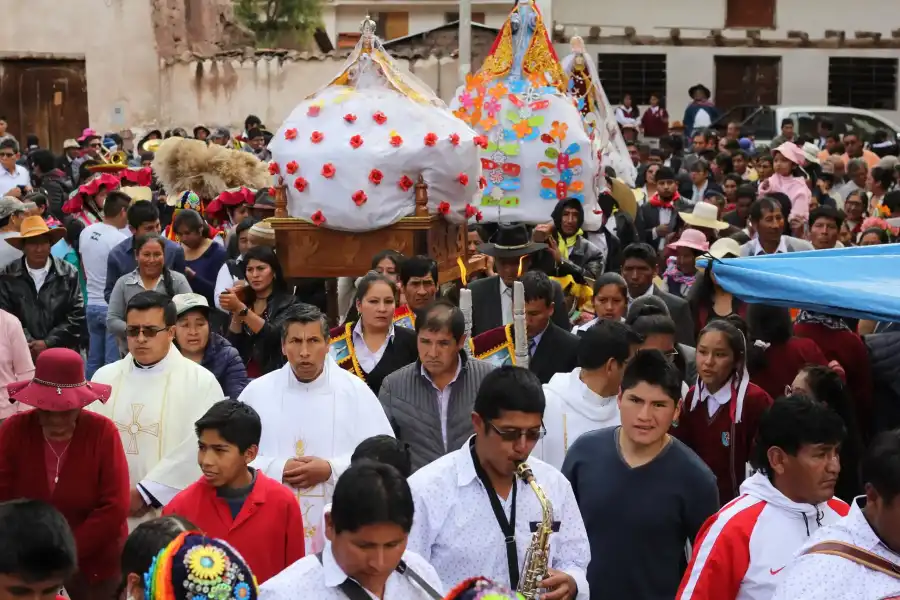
[516, 461, 554, 600]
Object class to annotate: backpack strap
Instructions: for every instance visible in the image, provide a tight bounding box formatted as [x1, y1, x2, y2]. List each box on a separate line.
[803, 541, 900, 581]
[315, 552, 441, 599]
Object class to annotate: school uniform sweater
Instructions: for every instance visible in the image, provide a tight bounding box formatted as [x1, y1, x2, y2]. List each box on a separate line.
[749, 337, 828, 401]
[673, 383, 773, 504]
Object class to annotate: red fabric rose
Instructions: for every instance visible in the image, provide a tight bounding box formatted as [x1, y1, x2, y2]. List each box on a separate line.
[311, 131, 324, 144]
[474, 135, 489, 148]
[398, 175, 414, 192]
[373, 111, 387, 125]
[458, 173, 469, 186]
[390, 135, 403, 147]
[268, 162, 280, 175]
[268, 187, 277, 197]
[311, 210, 326, 226]
[308, 105, 321, 117]
[352, 190, 368, 206]
[438, 201, 451, 215]
[285, 128, 298, 140]
[350, 135, 364, 149]
[286, 161, 299, 175]
[465, 204, 478, 219]
[449, 133, 460, 146]
[424, 133, 438, 147]
[294, 177, 308, 192]
[369, 169, 383, 185]
[478, 176, 487, 190]
[321, 163, 336, 178]
[344, 113, 357, 123]
[476, 210, 484, 222]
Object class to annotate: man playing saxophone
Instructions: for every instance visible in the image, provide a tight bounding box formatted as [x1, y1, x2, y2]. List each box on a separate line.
[406, 366, 590, 600]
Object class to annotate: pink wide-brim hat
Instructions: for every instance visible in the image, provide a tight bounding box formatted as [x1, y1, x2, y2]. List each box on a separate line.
[7, 348, 111, 411]
[774, 142, 807, 166]
[668, 228, 710, 253]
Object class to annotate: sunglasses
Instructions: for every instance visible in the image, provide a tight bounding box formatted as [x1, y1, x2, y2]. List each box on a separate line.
[125, 325, 170, 338]
[89, 143, 102, 148]
[487, 421, 546, 442]
[0, 152, 15, 158]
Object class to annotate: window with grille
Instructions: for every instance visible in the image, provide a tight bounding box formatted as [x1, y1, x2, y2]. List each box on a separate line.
[827, 57, 898, 111]
[596, 54, 667, 105]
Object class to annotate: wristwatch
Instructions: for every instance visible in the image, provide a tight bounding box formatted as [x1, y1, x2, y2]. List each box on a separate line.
[238, 307, 250, 318]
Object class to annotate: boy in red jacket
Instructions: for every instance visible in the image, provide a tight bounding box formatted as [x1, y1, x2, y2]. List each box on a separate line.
[163, 400, 305, 582]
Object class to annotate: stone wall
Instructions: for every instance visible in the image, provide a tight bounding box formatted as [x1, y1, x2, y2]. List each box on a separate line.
[150, 0, 253, 58]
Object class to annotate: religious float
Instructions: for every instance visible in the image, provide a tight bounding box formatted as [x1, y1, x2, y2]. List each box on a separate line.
[266, 15, 485, 314]
[449, 0, 601, 225]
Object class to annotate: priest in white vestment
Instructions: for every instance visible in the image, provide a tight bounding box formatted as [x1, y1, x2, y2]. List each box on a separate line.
[534, 319, 638, 469]
[238, 304, 394, 554]
[90, 291, 224, 526]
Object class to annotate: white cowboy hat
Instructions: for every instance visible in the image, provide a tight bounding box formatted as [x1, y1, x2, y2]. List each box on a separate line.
[708, 237, 741, 260]
[679, 202, 729, 231]
[801, 142, 821, 165]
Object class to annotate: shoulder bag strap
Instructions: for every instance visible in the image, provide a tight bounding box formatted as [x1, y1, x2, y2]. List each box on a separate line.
[804, 541, 900, 581]
[315, 553, 442, 600]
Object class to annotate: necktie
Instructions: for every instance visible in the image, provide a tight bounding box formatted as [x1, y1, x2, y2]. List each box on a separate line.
[528, 338, 537, 357]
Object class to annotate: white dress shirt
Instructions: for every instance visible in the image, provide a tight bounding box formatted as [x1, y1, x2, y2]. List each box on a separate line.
[499, 278, 514, 326]
[651, 207, 674, 249]
[352, 320, 395, 373]
[0, 164, 30, 195]
[702, 380, 733, 419]
[747, 236, 788, 256]
[260, 541, 444, 600]
[421, 359, 462, 450]
[773, 499, 900, 600]
[406, 438, 591, 599]
[26, 262, 50, 293]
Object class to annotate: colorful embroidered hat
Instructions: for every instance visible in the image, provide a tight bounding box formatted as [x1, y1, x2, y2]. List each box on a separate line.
[443, 577, 524, 599]
[143, 532, 258, 600]
[7, 348, 111, 411]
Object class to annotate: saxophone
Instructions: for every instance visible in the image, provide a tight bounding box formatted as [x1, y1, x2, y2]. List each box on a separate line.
[516, 461, 554, 600]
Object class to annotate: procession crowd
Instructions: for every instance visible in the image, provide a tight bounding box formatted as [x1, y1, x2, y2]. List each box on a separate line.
[1, 94, 900, 600]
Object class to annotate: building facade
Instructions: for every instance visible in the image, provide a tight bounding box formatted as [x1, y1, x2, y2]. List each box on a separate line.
[551, 0, 900, 125]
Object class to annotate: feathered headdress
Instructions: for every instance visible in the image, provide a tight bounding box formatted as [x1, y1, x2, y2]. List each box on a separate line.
[151, 137, 269, 200]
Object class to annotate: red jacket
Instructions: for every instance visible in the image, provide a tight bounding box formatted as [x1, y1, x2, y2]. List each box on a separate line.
[749, 337, 828, 400]
[674, 383, 773, 504]
[163, 470, 305, 583]
[793, 323, 874, 436]
[0, 411, 129, 583]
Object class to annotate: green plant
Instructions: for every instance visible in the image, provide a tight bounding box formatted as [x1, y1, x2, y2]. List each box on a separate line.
[234, 0, 323, 46]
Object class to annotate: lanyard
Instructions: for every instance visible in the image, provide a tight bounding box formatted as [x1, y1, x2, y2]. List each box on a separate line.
[469, 439, 519, 589]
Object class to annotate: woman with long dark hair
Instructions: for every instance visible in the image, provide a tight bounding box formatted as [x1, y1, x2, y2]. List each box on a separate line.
[221, 245, 300, 377]
[673, 317, 773, 503]
[746, 304, 828, 400]
[789, 365, 862, 503]
[687, 260, 747, 338]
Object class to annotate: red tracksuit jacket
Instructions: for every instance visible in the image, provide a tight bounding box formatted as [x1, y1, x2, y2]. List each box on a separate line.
[164, 470, 305, 582]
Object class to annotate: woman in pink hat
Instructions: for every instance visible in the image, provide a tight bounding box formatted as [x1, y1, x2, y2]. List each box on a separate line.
[758, 142, 812, 231]
[663, 229, 709, 299]
[0, 348, 129, 600]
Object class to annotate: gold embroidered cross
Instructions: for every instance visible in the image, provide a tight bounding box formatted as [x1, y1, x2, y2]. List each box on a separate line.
[115, 404, 160, 455]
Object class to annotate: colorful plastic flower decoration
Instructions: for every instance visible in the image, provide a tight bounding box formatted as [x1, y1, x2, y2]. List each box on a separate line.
[373, 111, 388, 125]
[285, 160, 299, 175]
[449, 133, 460, 146]
[459, 91, 474, 110]
[474, 135, 488, 149]
[350, 134, 364, 149]
[438, 201, 451, 215]
[458, 173, 469, 186]
[352, 190, 368, 206]
[311, 131, 324, 144]
[398, 175, 414, 192]
[307, 105, 321, 117]
[321, 163, 336, 178]
[424, 133, 438, 147]
[294, 177, 308, 192]
[390, 134, 403, 147]
[268, 162, 280, 175]
[344, 113, 357, 123]
[285, 128, 298, 141]
[311, 210, 326, 226]
[484, 97, 502, 118]
[369, 169, 383, 185]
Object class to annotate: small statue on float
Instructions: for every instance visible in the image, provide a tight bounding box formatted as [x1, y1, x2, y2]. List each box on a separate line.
[267, 15, 483, 232]
[561, 35, 636, 187]
[450, 0, 600, 224]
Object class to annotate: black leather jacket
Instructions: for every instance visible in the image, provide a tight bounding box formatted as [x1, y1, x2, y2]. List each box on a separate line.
[0, 257, 84, 350]
[226, 292, 303, 376]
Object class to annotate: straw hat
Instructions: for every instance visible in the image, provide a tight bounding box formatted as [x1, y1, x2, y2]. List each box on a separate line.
[708, 237, 741, 260]
[123, 186, 153, 203]
[607, 177, 638, 218]
[4, 216, 66, 250]
[679, 202, 728, 231]
[7, 348, 111, 411]
[801, 142, 821, 165]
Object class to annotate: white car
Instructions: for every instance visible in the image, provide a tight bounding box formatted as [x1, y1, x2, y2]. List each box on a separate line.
[712, 105, 900, 147]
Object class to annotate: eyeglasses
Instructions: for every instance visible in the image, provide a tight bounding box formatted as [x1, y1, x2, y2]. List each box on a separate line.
[89, 143, 102, 148]
[0, 152, 15, 158]
[487, 421, 546, 442]
[125, 325, 170, 338]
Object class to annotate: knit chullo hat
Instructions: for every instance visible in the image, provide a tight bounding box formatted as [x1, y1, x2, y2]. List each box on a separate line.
[143, 532, 258, 600]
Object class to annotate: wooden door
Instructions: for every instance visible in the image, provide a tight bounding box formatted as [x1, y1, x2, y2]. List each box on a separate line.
[0, 59, 89, 153]
[377, 12, 409, 41]
[726, 0, 775, 28]
[714, 56, 780, 113]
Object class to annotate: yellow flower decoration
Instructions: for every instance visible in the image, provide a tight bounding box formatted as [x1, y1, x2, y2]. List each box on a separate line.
[186, 545, 227, 581]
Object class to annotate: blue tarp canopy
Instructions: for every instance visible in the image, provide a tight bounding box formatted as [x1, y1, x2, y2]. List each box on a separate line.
[697, 245, 900, 322]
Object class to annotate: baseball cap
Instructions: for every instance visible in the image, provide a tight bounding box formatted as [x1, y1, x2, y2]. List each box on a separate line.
[0, 197, 26, 220]
[172, 293, 210, 317]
